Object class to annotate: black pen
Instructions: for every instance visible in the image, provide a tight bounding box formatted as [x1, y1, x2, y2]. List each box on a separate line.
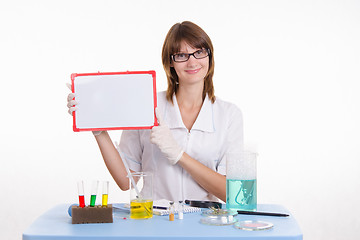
[153, 206, 168, 210]
[237, 210, 289, 217]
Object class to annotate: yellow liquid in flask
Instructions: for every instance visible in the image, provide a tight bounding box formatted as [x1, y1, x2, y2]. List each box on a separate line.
[130, 199, 153, 219]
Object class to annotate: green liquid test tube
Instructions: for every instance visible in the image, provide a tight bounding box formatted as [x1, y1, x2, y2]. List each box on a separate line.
[90, 180, 99, 207]
[90, 195, 97, 207]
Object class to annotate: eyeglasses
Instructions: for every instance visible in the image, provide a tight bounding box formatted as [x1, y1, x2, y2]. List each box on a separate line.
[171, 49, 210, 63]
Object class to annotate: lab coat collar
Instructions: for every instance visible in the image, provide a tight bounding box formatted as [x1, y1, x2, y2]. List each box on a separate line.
[164, 93, 215, 133]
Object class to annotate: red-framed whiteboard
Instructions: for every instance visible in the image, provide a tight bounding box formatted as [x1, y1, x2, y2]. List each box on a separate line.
[71, 70, 157, 132]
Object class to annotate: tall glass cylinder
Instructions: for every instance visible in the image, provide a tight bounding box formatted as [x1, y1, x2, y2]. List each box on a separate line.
[226, 151, 257, 211]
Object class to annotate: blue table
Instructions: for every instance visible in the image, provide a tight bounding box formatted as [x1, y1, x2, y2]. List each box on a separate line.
[23, 204, 302, 240]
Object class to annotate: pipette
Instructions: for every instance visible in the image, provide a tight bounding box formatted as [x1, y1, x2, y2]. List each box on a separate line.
[90, 180, 99, 207]
[114, 141, 140, 198]
[77, 181, 85, 208]
[115, 142, 153, 217]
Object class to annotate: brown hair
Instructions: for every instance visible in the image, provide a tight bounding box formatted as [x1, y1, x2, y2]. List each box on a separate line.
[162, 21, 215, 103]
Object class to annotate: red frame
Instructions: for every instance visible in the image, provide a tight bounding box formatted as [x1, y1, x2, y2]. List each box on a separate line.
[70, 70, 158, 132]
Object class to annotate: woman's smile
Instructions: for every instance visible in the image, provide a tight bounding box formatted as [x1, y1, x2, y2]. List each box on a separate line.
[185, 68, 201, 74]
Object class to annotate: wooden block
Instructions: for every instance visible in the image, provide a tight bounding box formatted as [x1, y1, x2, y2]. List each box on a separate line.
[71, 204, 113, 224]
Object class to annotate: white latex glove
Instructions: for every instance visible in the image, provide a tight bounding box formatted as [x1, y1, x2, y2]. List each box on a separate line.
[150, 108, 184, 165]
[66, 83, 102, 136]
[66, 83, 78, 115]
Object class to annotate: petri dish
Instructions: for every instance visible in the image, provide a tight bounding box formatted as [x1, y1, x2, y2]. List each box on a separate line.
[200, 208, 238, 225]
[200, 215, 237, 226]
[234, 220, 273, 231]
[202, 208, 238, 217]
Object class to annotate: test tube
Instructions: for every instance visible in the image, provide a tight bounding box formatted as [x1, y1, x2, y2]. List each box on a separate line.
[77, 181, 85, 208]
[169, 201, 175, 221]
[102, 181, 109, 207]
[178, 200, 184, 219]
[90, 180, 99, 207]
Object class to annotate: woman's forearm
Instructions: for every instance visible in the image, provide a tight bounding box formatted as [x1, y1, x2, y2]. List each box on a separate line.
[94, 131, 130, 190]
[178, 153, 226, 202]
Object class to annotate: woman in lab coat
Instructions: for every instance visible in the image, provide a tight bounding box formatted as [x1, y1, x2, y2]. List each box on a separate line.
[67, 21, 243, 202]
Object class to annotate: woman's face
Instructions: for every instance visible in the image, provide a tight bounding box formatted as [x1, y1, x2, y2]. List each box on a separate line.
[171, 41, 209, 86]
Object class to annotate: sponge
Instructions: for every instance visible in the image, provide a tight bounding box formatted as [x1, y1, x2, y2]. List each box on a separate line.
[71, 204, 113, 224]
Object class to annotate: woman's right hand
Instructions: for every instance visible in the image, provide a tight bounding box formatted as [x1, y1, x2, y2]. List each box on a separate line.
[66, 83, 77, 116]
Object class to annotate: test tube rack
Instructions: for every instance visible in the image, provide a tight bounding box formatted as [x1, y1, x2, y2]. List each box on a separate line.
[71, 204, 113, 224]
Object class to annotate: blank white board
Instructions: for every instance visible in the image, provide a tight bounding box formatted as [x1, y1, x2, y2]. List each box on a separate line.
[71, 71, 157, 132]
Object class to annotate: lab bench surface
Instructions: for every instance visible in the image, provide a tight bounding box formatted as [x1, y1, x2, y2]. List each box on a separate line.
[23, 204, 302, 240]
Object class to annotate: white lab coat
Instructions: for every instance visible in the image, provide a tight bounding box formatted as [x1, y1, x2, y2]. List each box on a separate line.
[120, 91, 243, 202]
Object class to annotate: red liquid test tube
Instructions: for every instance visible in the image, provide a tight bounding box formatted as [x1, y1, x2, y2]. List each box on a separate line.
[77, 181, 85, 208]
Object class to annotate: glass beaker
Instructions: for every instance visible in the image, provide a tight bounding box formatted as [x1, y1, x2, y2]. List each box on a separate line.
[226, 151, 257, 211]
[129, 172, 153, 219]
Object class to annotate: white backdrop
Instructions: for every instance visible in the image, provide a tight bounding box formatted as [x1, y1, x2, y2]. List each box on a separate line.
[1, 0, 359, 239]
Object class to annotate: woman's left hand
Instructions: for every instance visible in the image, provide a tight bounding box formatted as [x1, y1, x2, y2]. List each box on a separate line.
[150, 108, 184, 165]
